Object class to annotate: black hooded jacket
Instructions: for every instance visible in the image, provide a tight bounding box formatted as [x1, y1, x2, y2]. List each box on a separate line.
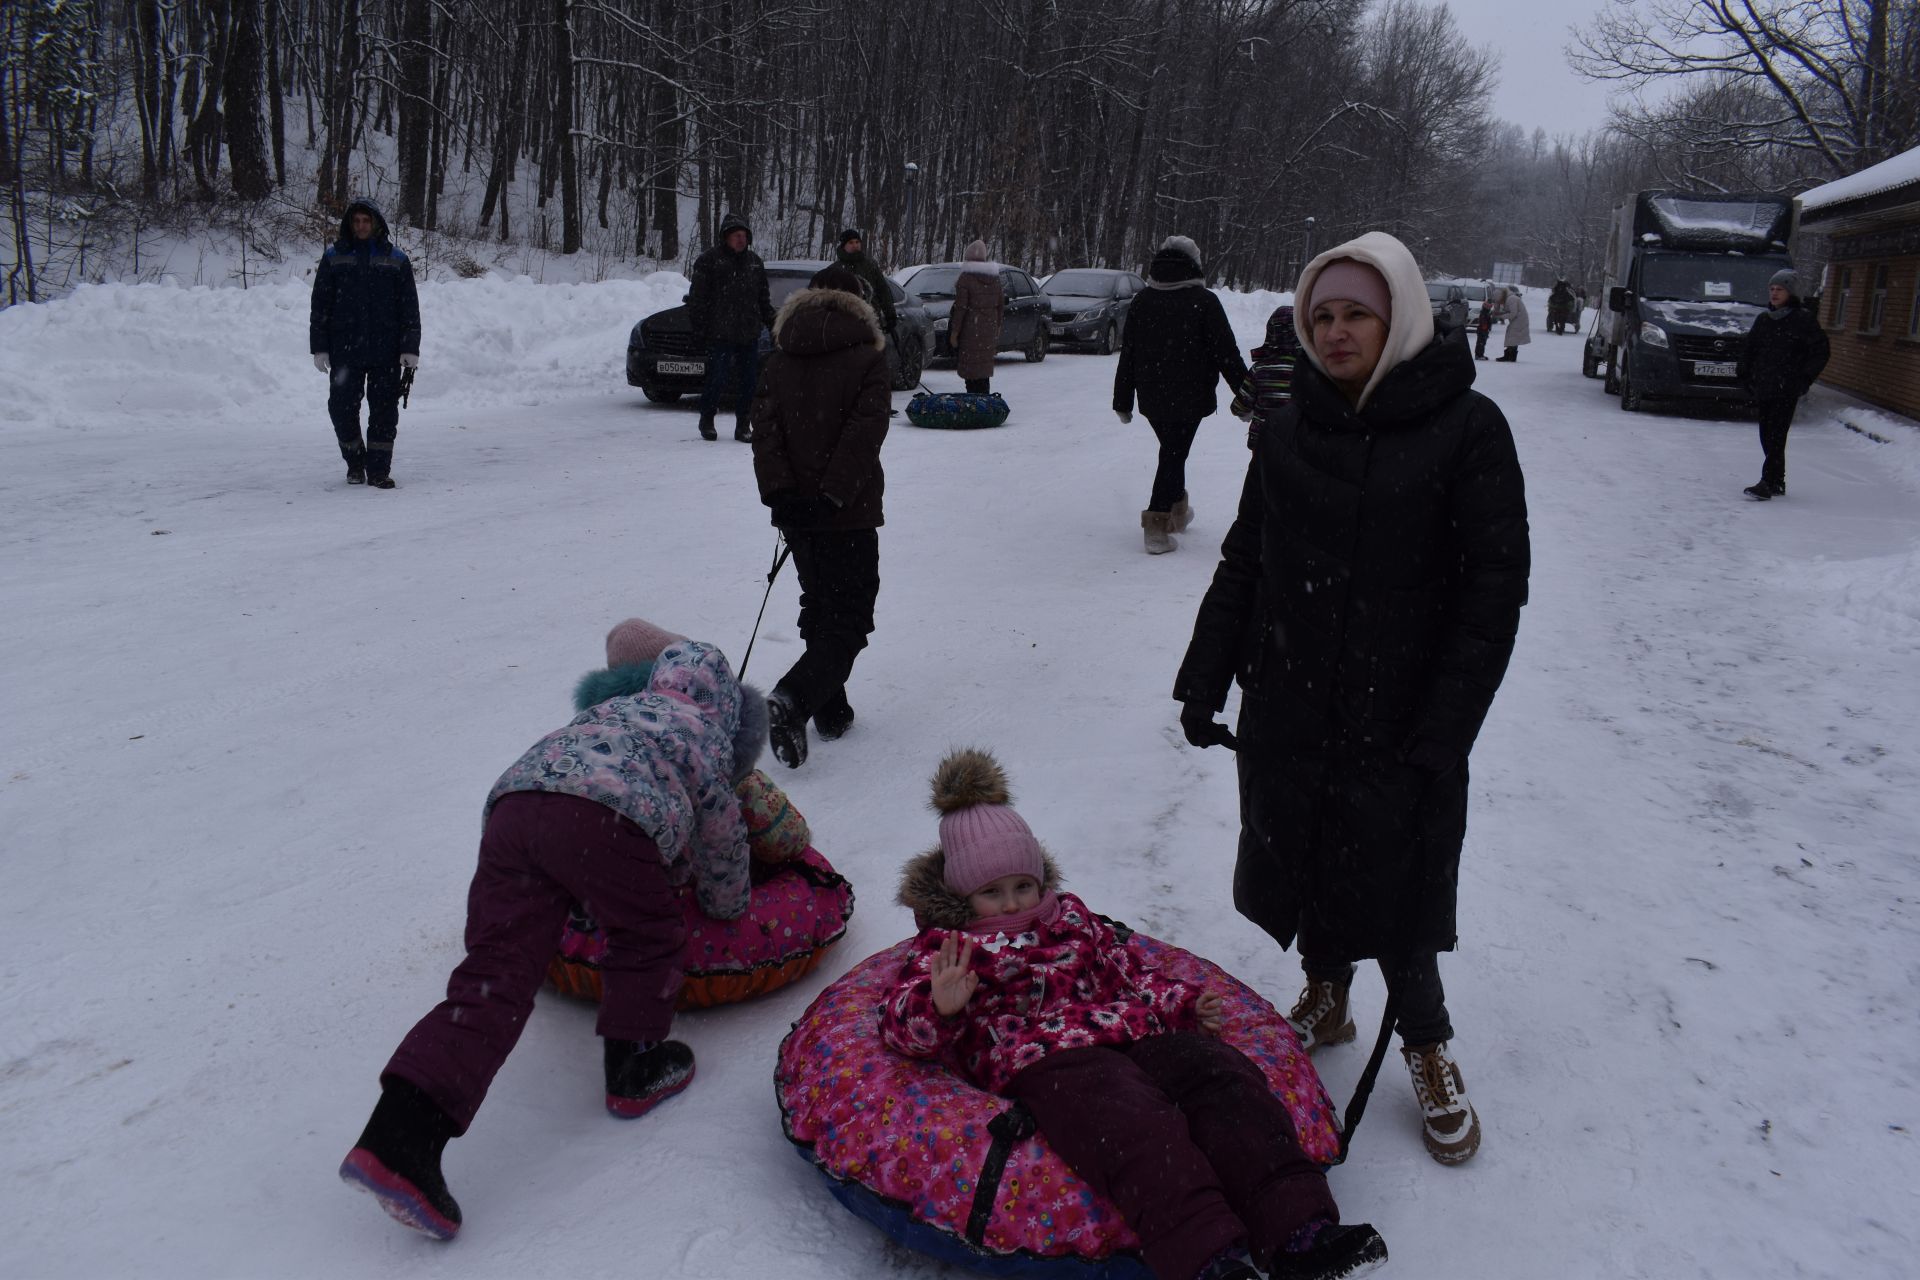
[688, 213, 776, 345]
[1175, 337, 1530, 960]
[1113, 246, 1249, 422]
[308, 199, 421, 366]
[1738, 296, 1830, 400]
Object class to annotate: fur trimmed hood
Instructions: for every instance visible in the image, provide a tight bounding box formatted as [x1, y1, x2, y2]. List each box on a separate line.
[773, 285, 886, 356]
[571, 658, 767, 784]
[896, 844, 1065, 930]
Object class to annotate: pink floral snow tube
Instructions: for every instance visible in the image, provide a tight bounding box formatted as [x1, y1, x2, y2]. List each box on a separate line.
[776, 931, 1340, 1271]
[548, 848, 854, 1010]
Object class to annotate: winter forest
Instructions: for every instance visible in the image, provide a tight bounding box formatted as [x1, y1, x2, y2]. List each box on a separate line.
[6, 0, 1920, 303]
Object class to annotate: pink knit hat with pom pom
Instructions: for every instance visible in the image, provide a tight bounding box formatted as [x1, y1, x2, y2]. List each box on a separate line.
[605, 617, 685, 669]
[932, 749, 1045, 895]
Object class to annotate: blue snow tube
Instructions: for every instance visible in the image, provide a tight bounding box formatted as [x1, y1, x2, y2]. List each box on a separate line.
[906, 390, 1010, 429]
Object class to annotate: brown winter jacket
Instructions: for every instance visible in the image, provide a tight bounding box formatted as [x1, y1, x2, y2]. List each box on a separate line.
[950, 264, 1005, 383]
[751, 286, 892, 530]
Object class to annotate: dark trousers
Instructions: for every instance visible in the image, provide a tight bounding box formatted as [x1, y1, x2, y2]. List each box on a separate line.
[1007, 1034, 1339, 1280]
[1473, 327, 1490, 358]
[328, 364, 401, 475]
[383, 791, 685, 1133]
[964, 377, 991, 394]
[775, 528, 880, 723]
[1756, 395, 1799, 489]
[699, 341, 760, 425]
[1147, 417, 1202, 512]
[1304, 952, 1453, 1047]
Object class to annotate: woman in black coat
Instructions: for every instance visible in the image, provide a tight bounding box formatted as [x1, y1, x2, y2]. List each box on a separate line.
[1113, 235, 1249, 554]
[1174, 231, 1529, 1166]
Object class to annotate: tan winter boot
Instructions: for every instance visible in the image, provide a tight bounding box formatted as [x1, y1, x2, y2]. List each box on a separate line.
[1285, 977, 1357, 1052]
[1141, 509, 1177, 554]
[1170, 491, 1194, 532]
[1403, 1041, 1481, 1165]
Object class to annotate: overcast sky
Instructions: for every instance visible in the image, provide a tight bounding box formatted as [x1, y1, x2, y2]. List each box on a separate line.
[1445, 0, 1617, 139]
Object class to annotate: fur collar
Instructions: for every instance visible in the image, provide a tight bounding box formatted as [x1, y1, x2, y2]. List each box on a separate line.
[773, 285, 886, 354]
[897, 845, 1065, 930]
[959, 260, 1001, 276]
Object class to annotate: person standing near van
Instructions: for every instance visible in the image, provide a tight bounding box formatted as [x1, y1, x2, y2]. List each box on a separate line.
[687, 213, 775, 443]
[1737, 269, 1830, 500]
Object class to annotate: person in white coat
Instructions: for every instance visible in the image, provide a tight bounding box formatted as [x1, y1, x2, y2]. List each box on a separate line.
[1494, 287, 1530, 362]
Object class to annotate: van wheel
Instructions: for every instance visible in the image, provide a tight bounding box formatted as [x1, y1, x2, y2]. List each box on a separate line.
[1618, 358, 1642, 412]
[1581, 346, 1600, 379]
[1025, 329, 1049, 363]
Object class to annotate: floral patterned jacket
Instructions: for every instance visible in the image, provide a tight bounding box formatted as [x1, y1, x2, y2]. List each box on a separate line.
[487, 640, 750, 919]
[877, 892, 1201, 1094]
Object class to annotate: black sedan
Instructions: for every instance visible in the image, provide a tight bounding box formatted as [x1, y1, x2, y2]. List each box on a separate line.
[1042, 268, 1146, 354]
[627, 260, 933, 402]
[899, 263, 1051, 363]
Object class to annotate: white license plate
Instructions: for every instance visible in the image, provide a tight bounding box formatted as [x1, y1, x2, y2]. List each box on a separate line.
[657, 360, 705, 376]
[1049, 324, 1067, 336]
[1692, 360, 1737, 378]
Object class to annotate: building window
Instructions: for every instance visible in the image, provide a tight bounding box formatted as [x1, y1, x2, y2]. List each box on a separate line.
[1865, 264, 1889, 333]
[1831, 267, 1852, 328]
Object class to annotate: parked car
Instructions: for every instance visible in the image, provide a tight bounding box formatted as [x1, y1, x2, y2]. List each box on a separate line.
[1425, 281, 1469, 336]
[627, 259, 933, 402]
[1041, 268, 1146, 354]
[900, 263, 1051, 363]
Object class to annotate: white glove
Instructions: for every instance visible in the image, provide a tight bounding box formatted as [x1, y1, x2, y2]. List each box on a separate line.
[1116, 409, 1133, 424]
[399, 353, 420, 370]
[313, 353, 330, 373]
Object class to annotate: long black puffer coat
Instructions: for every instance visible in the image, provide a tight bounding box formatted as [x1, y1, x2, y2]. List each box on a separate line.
[1174, 336, 1530, 962]
[1737, 296, 1830, 401]
[1112, 246, 1249, 423]
[308, 199, 421, 366]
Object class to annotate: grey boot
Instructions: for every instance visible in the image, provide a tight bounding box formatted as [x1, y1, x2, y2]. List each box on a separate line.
[1141, 509, 1176, 554]
[1170, 491, 1194, 532]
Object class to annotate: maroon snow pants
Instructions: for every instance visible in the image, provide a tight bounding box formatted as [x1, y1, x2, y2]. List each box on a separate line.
[1004, 1033, 1339, 1280]
[383, 791, 685, 1133]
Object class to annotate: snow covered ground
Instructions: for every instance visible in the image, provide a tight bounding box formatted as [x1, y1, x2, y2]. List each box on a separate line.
[3, 281, 1917, 1280]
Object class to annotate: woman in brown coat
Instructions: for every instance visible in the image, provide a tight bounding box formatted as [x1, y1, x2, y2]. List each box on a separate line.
[950, 239, 1005, 394]
[750, 265, 892, 770]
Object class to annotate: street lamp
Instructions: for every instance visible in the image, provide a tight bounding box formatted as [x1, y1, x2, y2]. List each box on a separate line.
[1302, 216, 1317, 273]
[901, 162, 920, 262]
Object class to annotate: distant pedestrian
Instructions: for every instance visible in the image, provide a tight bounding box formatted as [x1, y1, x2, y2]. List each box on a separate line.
[835, 229, 897, 335]
[751, 265, 892, 768]
[950, 240, 1005, 394]
[1471, 297, 1494, 361]
[1737, 269, 1830, 500]
[1113, 236, 1250, 555]
[686, 212, 775, 443]
[1493, 287, 1530, 361]
[309, 199, 420, 489]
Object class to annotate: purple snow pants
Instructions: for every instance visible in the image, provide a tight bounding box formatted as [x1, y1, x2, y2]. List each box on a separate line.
[1005, 1033, 1339, 1280]
[383, 791, 685, 1132]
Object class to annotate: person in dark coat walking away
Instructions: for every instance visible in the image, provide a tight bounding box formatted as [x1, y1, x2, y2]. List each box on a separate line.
[687, 212, 776, 442]
[1736, 269, 1831, 500]
[1113, 236, 1250, 554]
[309, 199, 420, 488]
[881, 749, 1389, 1280]
[339, 638, 765, 1240]
[1174, 231, 1530, 1167]
[750, 265, 891, 769]
[950, 240, 1005, 394]
[835, 228, 897, 334]
[1228, 304, 1301, 451]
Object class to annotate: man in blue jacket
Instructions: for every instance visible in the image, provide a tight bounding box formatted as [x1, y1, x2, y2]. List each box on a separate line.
[310, 199, 421, 488]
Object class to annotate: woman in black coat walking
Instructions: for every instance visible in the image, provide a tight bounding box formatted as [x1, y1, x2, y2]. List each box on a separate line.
[1113, 236, 1249, 554]
[1174, 231, 1529, 1166]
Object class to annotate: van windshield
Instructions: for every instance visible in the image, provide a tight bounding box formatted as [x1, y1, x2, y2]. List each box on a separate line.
[1640, 255, 1779, 306]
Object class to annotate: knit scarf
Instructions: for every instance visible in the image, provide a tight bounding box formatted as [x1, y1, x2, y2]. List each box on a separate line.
[961, 890, 1063, 937]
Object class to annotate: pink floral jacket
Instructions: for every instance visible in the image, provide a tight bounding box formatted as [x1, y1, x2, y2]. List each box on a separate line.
[877, 893, 1201, 1094]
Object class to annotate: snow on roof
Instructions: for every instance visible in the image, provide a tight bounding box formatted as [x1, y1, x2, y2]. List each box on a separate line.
[1799, 145, 1920, 213]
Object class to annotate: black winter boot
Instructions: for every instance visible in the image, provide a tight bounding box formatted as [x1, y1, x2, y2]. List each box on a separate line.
[733, 417, 753, 444]
[1268, 1224, 1389, 1280]
[346, 465, 366, 485]
[604, 1039, 697, 1119]
[697, 411, 718, 441]
[812, 691, 855, 741]
[1743, 481, 1774, 500]
[767, 689, 809, 769]
[339, 1078, 463, 1240]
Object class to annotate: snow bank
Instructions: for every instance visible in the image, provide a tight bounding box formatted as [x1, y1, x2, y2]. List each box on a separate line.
[0, 272, 691, 430]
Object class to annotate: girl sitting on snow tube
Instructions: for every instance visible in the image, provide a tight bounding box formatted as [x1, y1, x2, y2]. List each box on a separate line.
[551, 619, 854, 1009]
[777, 749, 1384, 1280]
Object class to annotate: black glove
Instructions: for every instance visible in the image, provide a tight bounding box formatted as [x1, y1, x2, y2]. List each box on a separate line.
[769, 494, 834, 530]
[1401, 736, 1461, 776]
[1180, 701, 1237, 751]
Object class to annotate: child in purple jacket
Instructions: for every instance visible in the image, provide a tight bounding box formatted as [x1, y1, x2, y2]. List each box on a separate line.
[339, 632, 765, 1241]
[879, 749, 1386, 1280]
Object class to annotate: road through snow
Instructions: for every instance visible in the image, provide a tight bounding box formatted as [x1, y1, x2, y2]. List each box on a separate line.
[2, 283, 1916, 1279]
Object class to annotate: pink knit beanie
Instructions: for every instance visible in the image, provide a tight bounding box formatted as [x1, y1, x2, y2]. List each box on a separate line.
[1309, 258, 1392, 323]
[931, 749, 1045, 895]
[605, 617, 686, 669]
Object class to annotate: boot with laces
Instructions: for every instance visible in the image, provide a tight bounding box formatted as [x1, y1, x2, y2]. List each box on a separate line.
[1403, 1041, 1481, 1164]
[1285, 976, 1357, 1052]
